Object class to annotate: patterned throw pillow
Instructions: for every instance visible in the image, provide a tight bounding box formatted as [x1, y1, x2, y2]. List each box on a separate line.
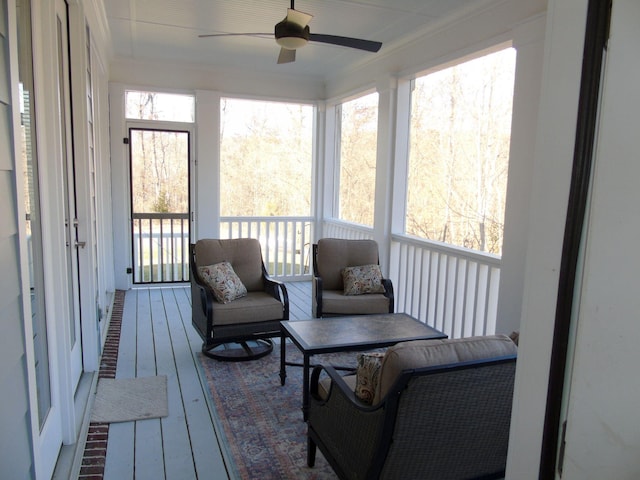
[198, 261, 247, 304]
[355, 352, 385, 404]
[342, 264, 386, 296]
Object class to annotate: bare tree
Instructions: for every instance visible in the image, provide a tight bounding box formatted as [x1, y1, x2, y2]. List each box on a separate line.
[406, 48, 515, 254]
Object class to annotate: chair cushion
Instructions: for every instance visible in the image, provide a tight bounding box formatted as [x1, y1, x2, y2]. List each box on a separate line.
[199, 262, 247, 304]
[318, 374, 358, 400]
[211, 292, 284, 326]
[195, 238, 264, 291]
[322, 290, 390, 315]
[342, 265, 386, 295]
[316, 238, 381, 291]
[375, 335, 517, 404]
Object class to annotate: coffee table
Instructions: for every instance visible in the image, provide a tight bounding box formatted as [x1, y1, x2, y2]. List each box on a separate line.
[279, 313, 447, 420]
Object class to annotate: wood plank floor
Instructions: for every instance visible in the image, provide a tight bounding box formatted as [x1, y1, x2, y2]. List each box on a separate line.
[101, 281, 312, 479]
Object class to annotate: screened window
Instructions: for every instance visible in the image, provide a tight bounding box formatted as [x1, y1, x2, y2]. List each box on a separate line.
[337, 92, 378, 226]
[219, 98, 313, 216]
[125, 90, 195, 122]
[406, 48, 516, 254]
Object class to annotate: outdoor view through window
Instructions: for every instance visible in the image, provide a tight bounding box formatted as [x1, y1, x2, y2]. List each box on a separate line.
[220, 98, 313, 217]
[407, 47, 516, 254]
[126, 90, 194, 282]
[338, 92, 378, 226]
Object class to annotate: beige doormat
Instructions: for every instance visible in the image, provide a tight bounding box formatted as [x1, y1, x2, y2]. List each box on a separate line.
[91, 375, 168, 423]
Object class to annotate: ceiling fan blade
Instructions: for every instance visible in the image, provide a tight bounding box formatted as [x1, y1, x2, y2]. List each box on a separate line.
[277, 47, 296, 64]
[286, 8, 313, 28]
[308, 33, 382, 52]
[198, 32, 271, 38]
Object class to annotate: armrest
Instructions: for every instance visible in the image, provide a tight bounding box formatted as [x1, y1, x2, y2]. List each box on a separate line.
[191, 273, 211, 312]
[308, 365, 387, 479]
[310, 365, 366, 407]
[312, 274, 323, 317]
[189, 261, 217, 340]
[263, 271, 290, 320]
[382, 278, 394, 313]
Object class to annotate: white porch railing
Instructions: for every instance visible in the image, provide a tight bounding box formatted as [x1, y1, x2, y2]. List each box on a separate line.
[323, 219, 374, 240]
[220, 216, 314, 279]
[132, 214, 500, 339]
[390, 234, 500, 339]
[132, 213, 190, 283]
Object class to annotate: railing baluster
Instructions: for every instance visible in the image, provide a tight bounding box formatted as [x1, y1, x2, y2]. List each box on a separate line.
[148, 218, 154, 282]
[462, 260, 475, 338]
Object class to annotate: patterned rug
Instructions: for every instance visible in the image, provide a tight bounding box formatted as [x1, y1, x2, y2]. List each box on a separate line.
[198, 343, 360, 480]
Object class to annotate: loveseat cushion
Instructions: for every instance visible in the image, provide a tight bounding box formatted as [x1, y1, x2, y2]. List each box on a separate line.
[375, 334, 517, 404]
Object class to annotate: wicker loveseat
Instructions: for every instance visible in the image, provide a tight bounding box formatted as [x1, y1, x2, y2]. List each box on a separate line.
[307, 335, 517, 480]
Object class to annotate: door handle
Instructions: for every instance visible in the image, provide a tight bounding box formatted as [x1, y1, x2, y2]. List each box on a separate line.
[75, 241, 86, 249]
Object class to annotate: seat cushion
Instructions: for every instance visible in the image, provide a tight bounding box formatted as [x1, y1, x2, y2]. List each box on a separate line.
[318, 374, 358, 400]
[322, 290, 390, 315]
[375, 334, 517, 404]
[211, 291, 284, 326]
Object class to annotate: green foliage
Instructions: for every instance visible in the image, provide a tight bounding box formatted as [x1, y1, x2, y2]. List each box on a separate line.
[153, 190, 171, 213]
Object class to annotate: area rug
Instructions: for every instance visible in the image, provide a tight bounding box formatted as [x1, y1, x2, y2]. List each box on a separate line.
[199, 344, 361, 480]
[91, 375, 168, 423]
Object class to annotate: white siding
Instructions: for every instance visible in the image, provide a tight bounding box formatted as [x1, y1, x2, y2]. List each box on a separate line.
[0, 0, 35, 476]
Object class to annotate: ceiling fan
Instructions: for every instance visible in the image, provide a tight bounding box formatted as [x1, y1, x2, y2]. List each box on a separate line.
[198, 0, 383, 64]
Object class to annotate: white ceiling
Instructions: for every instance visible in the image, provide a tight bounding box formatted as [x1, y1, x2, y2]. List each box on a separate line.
[104, 0, 487, 80]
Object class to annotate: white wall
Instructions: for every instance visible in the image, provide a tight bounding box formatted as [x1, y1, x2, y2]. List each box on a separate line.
[496, 14, 546, 335]
[0, 0, 35, 476]
[108, 83, 131, 289]
[559, 0, 640, 477]
[506, 0, 589, 477]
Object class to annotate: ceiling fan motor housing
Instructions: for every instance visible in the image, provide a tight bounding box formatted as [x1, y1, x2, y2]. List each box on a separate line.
[275, 20, 310, 49]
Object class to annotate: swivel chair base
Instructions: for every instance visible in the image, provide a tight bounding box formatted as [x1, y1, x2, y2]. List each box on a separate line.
[202, 339, 273, 361]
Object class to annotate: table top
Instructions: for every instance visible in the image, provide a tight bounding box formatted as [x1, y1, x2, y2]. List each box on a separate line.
[281, 313, 447, 355]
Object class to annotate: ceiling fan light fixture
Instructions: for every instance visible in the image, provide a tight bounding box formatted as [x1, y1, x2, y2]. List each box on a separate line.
[200, 4, 382, 64]
[275, 20, 309, 50]
[276, 36, 307, 50]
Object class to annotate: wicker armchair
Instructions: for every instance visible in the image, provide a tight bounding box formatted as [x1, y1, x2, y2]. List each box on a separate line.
[307, 335, 517, 480]
[312, 238, 394, 317]
[190, 238, 289, 361]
